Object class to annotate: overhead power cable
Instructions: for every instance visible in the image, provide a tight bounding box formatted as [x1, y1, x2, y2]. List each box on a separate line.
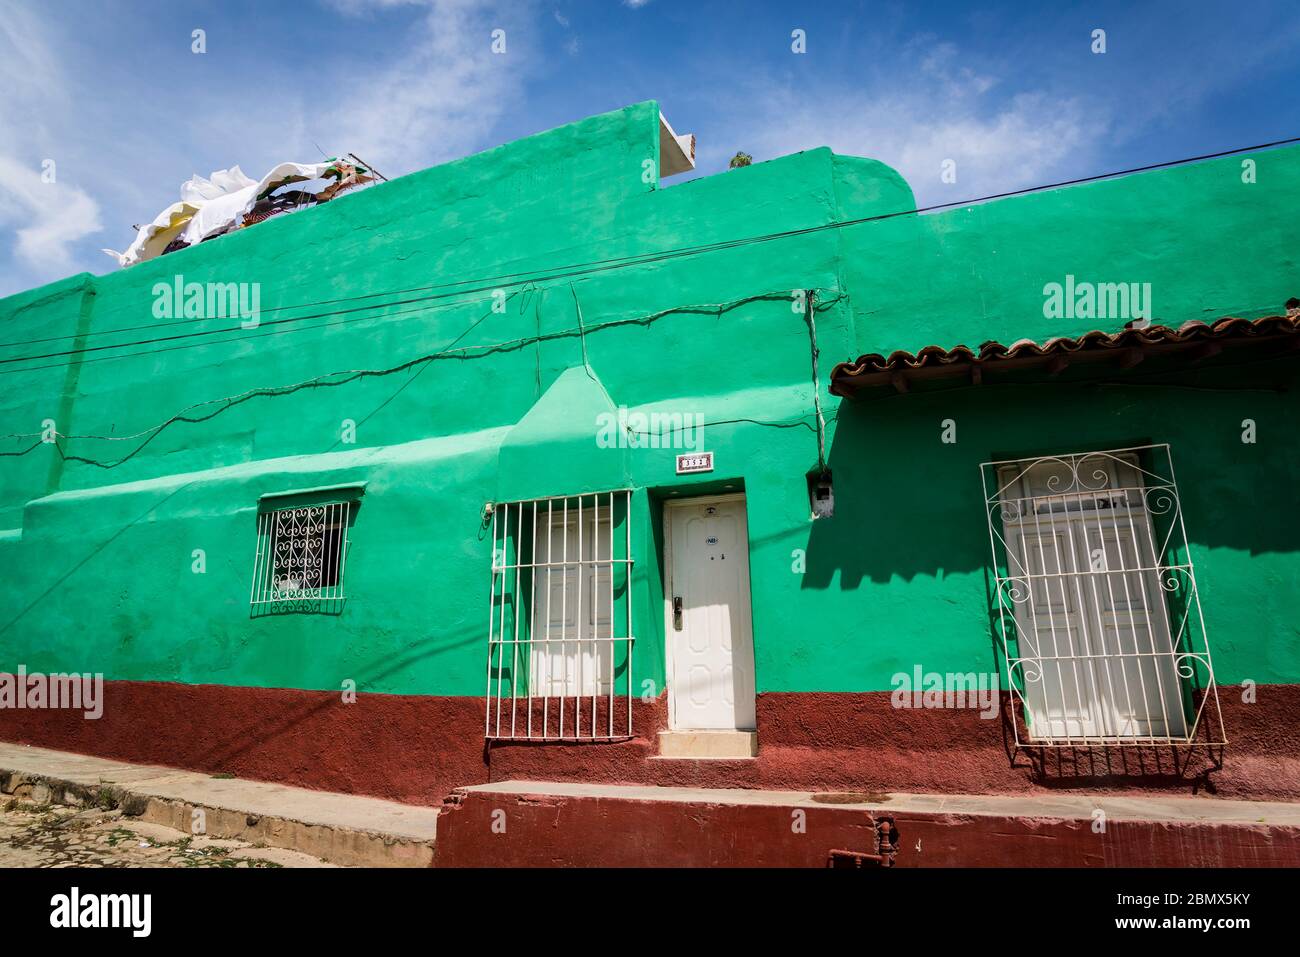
[0, 132, 1295, 361]
[0, 290, 499, 368]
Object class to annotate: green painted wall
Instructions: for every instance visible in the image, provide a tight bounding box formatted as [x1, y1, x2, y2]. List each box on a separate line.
[2, 101, 1297, 697]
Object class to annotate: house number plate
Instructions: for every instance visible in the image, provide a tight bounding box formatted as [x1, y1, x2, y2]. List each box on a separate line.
[676, 451, 714, 474]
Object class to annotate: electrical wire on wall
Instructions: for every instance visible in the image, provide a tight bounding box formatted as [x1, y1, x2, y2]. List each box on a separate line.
[1, 288, 848, 469]
[570, 283, 598, 383]
[803, 287, 829, 475]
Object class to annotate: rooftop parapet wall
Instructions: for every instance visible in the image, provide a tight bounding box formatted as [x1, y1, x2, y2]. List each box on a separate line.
[834, 144, 1300, 358]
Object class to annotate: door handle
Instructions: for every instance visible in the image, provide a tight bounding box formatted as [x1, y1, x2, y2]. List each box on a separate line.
[673, 595, 683, 631]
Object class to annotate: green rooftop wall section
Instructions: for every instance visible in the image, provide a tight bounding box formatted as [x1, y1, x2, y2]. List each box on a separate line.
[1, 101, 1297, 697]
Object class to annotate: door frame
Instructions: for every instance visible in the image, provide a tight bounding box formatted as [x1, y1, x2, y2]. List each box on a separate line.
[662, 492, 755, 731]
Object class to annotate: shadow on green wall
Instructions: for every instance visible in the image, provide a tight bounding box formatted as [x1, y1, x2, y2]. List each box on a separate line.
[800, 364, 1300, 591]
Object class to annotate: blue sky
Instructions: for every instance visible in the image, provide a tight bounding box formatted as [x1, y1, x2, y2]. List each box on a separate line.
[1, 0, 1298, 297]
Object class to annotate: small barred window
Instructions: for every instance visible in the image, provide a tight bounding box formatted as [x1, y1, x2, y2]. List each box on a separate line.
[250, 500, 352, 611]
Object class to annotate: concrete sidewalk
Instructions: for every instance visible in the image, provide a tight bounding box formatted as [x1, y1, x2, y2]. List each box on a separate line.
[9, 742, 1298, 867]
[458, 778, 1300, 824]
[437, 779, 1300, 867]
[0, 742, 439, 867]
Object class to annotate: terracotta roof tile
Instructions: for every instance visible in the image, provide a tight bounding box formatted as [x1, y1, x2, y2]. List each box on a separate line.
[830, 314, 1300, 397]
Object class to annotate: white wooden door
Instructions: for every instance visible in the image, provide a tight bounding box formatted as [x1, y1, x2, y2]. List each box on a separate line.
[1000, 454, 1187, 740]
[530, 506, 613, 698]
[666, 496, 757, 730]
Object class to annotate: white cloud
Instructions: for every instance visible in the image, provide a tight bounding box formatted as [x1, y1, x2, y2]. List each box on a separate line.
[322, 0, 430, 15]
[699, 45, 1099, 205]
[0, 2, 103, 290]
[0, 157, 101, 273]
[919, 42, 997, 99]
[623, 0, 652, 8]
[311, 0, 538, 176]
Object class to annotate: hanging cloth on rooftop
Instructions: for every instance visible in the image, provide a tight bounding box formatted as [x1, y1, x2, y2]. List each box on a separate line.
[102, 158, 369, 268]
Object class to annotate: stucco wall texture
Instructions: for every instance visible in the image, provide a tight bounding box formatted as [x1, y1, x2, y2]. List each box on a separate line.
[4, 683, 1294, 806]
[1, 102, 1297, 800]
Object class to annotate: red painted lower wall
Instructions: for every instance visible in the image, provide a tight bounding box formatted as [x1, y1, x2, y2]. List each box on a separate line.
[435, 789, 891, 867]
[485, 684, 1300, 803]
[0, 680, 488, 806]
[0, 679, 1296, 806]
[433, 787, 1300, 867]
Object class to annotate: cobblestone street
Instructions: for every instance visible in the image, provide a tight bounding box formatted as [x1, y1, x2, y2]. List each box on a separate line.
[0, 800, 334, 868]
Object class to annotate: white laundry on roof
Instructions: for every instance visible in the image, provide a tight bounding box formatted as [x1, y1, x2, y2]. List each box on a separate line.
[103, 159, 355, 268]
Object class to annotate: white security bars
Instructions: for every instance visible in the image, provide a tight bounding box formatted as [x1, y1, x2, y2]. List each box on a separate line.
[981, 445, 1224, 747]
[250, 502, 352, 611]
[486, 491, 635, 741]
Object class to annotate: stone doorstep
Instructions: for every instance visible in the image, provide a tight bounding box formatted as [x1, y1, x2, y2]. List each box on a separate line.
[655, 730, 759, 759]
[0, 742, 439, 868]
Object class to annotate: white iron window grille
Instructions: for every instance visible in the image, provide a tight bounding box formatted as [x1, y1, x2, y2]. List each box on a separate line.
[981, 445, 1225, 747]
[485, 490, 635, 741]
[250, 501, 352, 612]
